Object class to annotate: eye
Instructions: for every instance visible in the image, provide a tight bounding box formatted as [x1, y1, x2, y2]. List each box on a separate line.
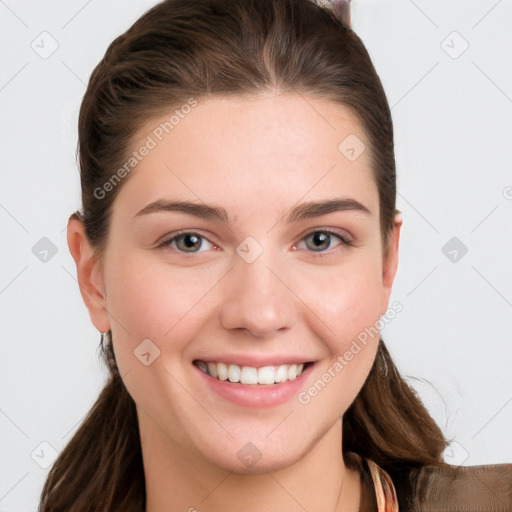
[294, 229, 352, 254]
[157, 229, 351, 255]
[158, 231, 215, 253]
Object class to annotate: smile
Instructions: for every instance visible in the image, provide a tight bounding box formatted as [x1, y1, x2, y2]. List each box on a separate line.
[194, 360, 308, 385]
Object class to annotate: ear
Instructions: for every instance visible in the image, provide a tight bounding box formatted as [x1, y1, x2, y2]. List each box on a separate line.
[67, 213, 110, 333]
[380, 211, 402, 315]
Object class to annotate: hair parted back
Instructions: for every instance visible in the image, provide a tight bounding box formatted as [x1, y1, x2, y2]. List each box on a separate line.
[40, 0, 449, 510]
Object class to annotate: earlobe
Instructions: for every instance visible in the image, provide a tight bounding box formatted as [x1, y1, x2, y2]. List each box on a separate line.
[66, 213, 110, 333]
[380, 212, 402, 314]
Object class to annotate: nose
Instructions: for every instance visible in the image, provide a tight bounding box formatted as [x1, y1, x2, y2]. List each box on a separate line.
[218, 251, 298, 338]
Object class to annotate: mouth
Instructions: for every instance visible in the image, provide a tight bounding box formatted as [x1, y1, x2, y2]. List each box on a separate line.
[193, 360, 312, 385]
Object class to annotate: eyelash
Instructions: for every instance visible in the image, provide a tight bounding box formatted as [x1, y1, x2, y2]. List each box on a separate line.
[156, 228, 353, 257]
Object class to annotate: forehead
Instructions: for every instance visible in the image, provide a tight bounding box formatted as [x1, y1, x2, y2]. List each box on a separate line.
[114, 92, 378, 221]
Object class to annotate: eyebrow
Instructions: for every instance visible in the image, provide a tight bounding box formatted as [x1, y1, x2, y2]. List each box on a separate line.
[134, 197, 371, 223]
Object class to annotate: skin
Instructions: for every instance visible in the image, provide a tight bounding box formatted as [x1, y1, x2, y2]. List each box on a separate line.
[68, 92, 402, 511]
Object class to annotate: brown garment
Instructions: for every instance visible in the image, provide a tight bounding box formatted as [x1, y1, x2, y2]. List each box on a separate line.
[346, 451, 512, 511]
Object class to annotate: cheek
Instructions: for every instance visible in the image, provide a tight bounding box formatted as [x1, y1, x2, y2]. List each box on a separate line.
[102, 252, 234, 397]
[294, 259, 383, 415]
[290, 252, 384, 350]
[297, 338, 378, 428]
[104, 251, 224, 340]
[102, 253, 223, 413]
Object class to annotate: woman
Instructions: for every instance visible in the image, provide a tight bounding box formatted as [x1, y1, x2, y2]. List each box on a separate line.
[40, 0, 512, 510]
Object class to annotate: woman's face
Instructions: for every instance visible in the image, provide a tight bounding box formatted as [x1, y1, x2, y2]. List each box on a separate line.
[75, 93, 401, 473]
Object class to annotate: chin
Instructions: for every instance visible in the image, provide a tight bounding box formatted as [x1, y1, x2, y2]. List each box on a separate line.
[193, 426, 317, 475]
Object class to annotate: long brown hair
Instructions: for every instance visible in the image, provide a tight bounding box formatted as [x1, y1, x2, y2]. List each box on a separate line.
[40, 0, 449, 510]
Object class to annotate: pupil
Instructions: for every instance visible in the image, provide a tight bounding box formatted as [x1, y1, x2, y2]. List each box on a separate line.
[181, 234, 200, 250]
[310, 232, 329, 251]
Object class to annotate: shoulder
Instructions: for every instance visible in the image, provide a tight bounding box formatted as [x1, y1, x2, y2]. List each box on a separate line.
[391, 461, 512, 512]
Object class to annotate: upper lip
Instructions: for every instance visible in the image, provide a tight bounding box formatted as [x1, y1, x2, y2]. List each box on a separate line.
[194, 355, 315, 367]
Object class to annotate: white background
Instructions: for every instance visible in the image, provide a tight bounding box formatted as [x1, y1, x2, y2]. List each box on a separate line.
[1, 0, 511, 510]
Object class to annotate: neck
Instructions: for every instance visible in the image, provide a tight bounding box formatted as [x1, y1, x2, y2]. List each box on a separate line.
[139, 413, 361, 512]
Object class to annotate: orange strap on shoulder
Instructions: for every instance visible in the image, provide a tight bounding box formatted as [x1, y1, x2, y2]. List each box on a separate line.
[366, 458, 400, 512]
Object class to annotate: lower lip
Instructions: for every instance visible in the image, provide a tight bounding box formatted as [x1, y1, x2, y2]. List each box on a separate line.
[194, 364, 314, 408]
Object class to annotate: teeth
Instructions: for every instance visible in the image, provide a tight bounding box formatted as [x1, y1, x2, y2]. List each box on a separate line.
[240, 366, 258, 384]
[228, 364, 241, 383]
[217, 362, 228, 381]
[207, 362, 218, 378]
[257, 366, 275, 385]
[196, 361, 307, 384]
[275, 365, 288, 383]
[196, 361, 208, 374]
